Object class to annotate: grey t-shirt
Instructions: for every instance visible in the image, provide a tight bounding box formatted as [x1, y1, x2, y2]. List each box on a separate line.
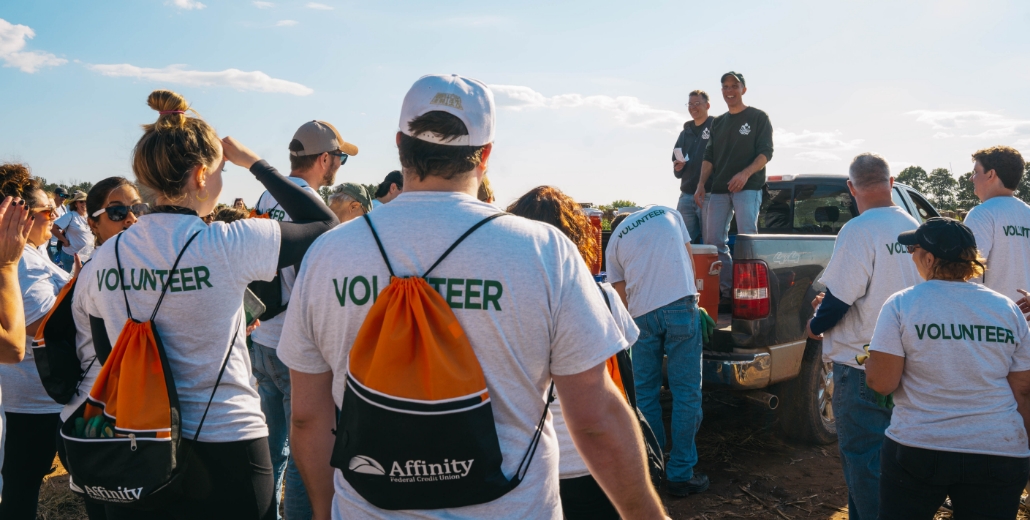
[818, 206, 921, 368]
[963, 195, 1030, 304]
[278, 191, 627, 519]
[606, 206, 697, 318]
[870, 280, 1030, 457]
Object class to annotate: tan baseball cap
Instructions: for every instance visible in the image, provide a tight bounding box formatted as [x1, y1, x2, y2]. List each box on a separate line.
[289, 120, 359, 157]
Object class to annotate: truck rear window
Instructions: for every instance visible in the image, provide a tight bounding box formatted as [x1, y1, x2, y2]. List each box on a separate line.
[758, 182, 858, 235]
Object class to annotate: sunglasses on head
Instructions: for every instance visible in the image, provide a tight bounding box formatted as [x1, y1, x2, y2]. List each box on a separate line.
[91, 203, 150, 222]
[328, 151, 349, 165]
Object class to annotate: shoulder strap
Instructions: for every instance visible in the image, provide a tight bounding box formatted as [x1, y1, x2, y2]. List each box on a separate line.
[114, 230, 202, 322]
[362, 214, 395, 278]
[423, 213, 508, 278]
[509, 381, 555, 485]
[598, 282, 612, 313]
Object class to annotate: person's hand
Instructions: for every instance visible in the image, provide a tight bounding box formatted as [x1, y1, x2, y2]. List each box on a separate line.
[805, 318, 823, 341]
[694, 185, 706, 209]
[1017, 289, 1030, 320]
[811, 291, 825, 311]
[727, 171, 750, 192]
[673, 161, 685, 172]
[246, 319, 260, 336]
[71, 253, 83, 279]
[220, 136, 262, 170]
[699, 307, 716, 344]
[60, 238, 70, 247]
[0, 197, 29, 268]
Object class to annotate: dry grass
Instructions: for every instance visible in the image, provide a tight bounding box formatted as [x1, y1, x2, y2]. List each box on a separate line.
[36, 457, 87, 520]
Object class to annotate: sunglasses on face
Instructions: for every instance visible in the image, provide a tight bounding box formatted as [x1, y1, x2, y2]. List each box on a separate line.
[329, 151, 349, 166]
[32, 206, 57, 220]
[906, 245, 921, 254]
[91, 203, 150, 222]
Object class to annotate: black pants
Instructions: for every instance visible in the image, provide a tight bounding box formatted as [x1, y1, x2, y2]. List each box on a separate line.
[104, 437, 275, 520]
[879, 437, 1030, 520]
[559, 475, 619, 520]
[0, 412, 61, 520]
[56, 420, 109, 520]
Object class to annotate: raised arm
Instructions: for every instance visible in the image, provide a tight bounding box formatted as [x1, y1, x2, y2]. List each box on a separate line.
[0, 197, 29, 363]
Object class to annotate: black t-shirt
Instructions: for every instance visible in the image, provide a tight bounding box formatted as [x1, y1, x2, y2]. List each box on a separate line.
[702, 107, 774, 193]
[672, 117, 714, 194]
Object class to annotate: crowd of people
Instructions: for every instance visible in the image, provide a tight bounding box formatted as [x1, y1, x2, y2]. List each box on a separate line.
[0, 69, 1024, 520]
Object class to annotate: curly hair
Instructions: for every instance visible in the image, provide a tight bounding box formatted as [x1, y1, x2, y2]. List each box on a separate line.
[0, 163, 44, 208]
[972, 146, 1025, 191]
[928, 246, 986, 282]
[506, 186, 598, 269]
[212, 206, 248, 224]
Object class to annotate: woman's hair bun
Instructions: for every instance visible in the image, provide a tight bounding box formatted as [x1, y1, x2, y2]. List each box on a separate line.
[147, 90, 190, 129]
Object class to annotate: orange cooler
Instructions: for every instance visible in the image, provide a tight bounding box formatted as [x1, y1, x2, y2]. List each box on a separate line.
[691, 244, 721, 317]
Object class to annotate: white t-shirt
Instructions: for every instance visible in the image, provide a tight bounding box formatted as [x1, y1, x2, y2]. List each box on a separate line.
[77, 213, 280, 442]
[606, 205, 697, 318]
[0, 244, 67, 414]
[54, 204, 67, 219]
[278, 191, 627, 519]
[551, 282, 639, 479]
[54, 211, 94, 259]
[870, 280, 1030, 457]
[818, 206, 921, 368]
[963, 196, 1030, 304]
[251, 177, 317, 349]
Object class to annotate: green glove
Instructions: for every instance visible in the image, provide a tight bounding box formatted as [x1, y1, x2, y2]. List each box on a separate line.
[699, 308, 715, 344]
[873, 390, 895, 410]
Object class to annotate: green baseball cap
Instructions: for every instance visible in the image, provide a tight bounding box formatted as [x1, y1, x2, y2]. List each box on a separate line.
[720, 71, 746, 87]
[333, 182, 373, 213]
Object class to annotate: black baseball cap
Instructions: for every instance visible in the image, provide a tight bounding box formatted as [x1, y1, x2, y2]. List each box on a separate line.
[54, 187, 68, 198]
[897, 217, 977, 261]
[721, 71, 746, 87]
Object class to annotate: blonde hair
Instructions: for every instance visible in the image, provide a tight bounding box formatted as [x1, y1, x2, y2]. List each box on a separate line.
[928, 247, 986, 281]
[132, 90, 221, 201]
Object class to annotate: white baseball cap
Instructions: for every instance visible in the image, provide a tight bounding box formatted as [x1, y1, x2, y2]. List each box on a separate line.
[398, 74, 495, 147]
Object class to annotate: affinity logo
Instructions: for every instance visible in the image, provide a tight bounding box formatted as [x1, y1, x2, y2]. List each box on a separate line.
[701, 127, 710, 139]
[83, 485, 143, 503]
[739, 123, 751, 135]
[349, 455, 475, 483]
[430, 93, 464, 111]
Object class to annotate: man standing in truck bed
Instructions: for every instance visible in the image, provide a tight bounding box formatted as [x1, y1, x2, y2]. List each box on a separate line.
[806, 153, 921, 520]
[672, 90, 714, 243]
[693, 71, 773, 309]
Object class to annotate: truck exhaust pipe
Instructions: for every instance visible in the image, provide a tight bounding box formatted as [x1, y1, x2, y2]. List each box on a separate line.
[741, 391, 779, 410]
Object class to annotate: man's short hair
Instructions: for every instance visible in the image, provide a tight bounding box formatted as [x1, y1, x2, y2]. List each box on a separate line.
[375, 170, 403, 198]
[849, 153, 891, 189]
[689, 90, 709, 102]
[289, 152, 321, 173]
[972, 146, 1025, 190]
[397, 111, 488, 181]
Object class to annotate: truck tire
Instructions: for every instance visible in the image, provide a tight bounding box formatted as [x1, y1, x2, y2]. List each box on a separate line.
[774, 339, 836, 445]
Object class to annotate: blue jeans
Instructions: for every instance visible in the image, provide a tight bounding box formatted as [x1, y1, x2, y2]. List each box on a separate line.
[631, 296, 703, 482]
[60, 251, 76, 273]
[703, 190, 762, 298]
[833, 363, 891, 520]
[676, 192, 708, 244]
[251, 341, 312, 520]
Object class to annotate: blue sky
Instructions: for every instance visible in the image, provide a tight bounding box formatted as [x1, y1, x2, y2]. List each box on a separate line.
[2, 1, 1029, 209]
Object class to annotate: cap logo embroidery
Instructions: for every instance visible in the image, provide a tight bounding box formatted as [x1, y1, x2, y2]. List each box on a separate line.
[430, 93, 464, 110]
[739, 123, 751, 136]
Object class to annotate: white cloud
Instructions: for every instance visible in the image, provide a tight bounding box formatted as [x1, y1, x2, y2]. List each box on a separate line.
[490, 84, 685, 128]
[87, 63, 314, 96]
[275, 20, 298, 26]
[253, 1, 274, 8]
[775, 129, 862, 150]
[0, 18, 66, 73]
[306, 2, 333, 9]
[795, 151, 842, 162]
[908, 109, 1030, 140]
[168, 0, 206, 10]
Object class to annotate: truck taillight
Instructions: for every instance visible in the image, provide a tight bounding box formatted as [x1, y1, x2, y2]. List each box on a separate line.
[733, 261, 770, 320]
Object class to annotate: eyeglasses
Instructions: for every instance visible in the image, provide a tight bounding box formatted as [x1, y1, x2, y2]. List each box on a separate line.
[91, 203, 150, 222]
[329, 151, 349, 166]
[32, 206, 57, 220]
[906, 244, 921, 254]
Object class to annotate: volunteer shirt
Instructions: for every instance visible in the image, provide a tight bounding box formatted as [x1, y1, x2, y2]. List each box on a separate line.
[606, 206, 697, 318]
[54, 211, 94, 259]
[66, 258, 101, 422]
[250, 177, 317, 349]
[702, 107, 774, 194]
[672, 116, 714, 194]
[551, 282, 639, 479]
[278, 191, 628, 519]
[0, 244, 67, 414]
[963, 196, 1030, 303]
[818, 206, 921, 368]
[77, 213, 280, 441]
[870, 280, 1030, 457]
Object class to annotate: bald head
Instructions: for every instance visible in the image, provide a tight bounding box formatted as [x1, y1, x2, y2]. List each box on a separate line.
[849, 153, 891, 190]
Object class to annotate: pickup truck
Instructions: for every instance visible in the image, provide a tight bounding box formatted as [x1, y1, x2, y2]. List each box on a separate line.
[701, 173, 940, 444]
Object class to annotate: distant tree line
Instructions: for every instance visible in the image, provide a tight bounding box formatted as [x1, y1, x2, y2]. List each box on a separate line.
[895, 163, 1030, 213]
[37, 178, 94, 197]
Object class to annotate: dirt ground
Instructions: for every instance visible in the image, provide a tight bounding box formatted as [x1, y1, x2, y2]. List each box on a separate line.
[34, 391, 1030, 519]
